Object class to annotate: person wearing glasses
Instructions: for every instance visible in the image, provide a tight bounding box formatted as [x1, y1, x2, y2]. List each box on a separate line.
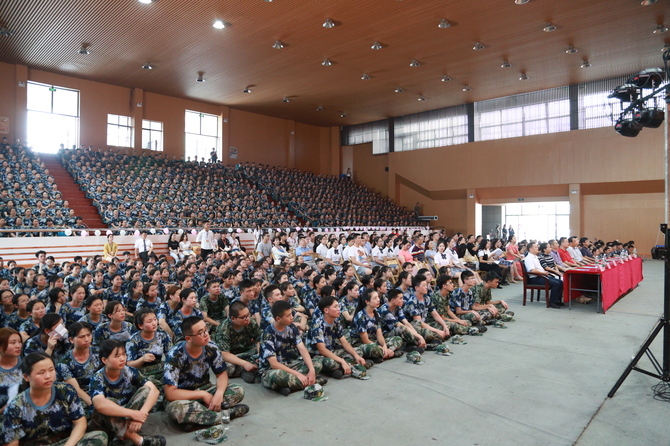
[164, 316, 249, 436]
[213, 301, 262, 384]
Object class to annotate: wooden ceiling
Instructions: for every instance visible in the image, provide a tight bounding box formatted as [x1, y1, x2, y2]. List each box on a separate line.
[0, 0, 667, 127]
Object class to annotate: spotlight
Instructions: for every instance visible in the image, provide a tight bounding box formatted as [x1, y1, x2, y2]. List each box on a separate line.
[394, 87, 404, 93]
[634, 108, 665, 128]
[501, 60, 511, 68]
[196, 74, 205, 82]
[410, 59, 420, 67]
[142, 62, 153, 70]
[340, 112, 348, 118]
[515, 0, 530, 3]
[0, 28, 12, 37]
[566, 45, 578, 54]
[581, 60, 591, 68]
[138, 0, 157, 3]
[441, 75, 452, 82]
[243, 87, 251, 93]
[627, 67, 665, 88]
[543, 22, 557, 32]
[323, 18, 335, 28]
[641, 0, 657, 4]
[371, 41, 382, 50]
[519, 73, 529, 80]
[473, 42, 485, 50]
[272, 40, 284, 49]
[463, 85, 472, 91]
[78, 45, 90, 55]
[316, 106, 324, 111]
[282, 97, 290, 103]
[418, 95, 426, 101]
[608, 84, 639, 102]
[438, 19, 451, 29]
[322, 58, 332, 66]
[213, 20, 225, 29]
[654, 24, 668, 34]
[361, 73, 371, 80]
[614, 118, 642, 137]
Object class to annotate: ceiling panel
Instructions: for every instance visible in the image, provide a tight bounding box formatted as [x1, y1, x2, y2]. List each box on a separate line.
[0, 0, 667, 126]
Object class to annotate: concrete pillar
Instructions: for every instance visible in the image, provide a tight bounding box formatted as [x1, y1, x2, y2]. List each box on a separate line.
[466, 188, 477, 235]
[130, 88, 143, 150]
[569, 183, 581, 236]
[14, 65, 28, 143]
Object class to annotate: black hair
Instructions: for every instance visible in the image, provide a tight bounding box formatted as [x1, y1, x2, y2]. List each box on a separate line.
[84, 294, 103, 308]
[320, 285, 334, 298]
[38, 313, 62, 334]
[26, 299, 45, 313]
[22, 351, 53, 376]
[104, 300, 123, 317]
[484, 272, 501, 282]
[182, 316, 204, 337]
[387, 289, 403, 301]
[67, 321, 93, 339]
[229, 301, 248, 318]
[354, 288, 380, 323]
[264, 284, 279, 300]
[436, 275, 454, 290]
[318, 295, 338, 312]
[12, 293, 28, 306]
[239, 279, 255, 292]
[395, 271, 411, 288]
[271, 300, 292, 319]
[100, 339, 125, 360]
[412, 274, 427, 289]
[134, 307, 156, 329]
[461, 270, 475, 281]
[312, 274, 324, 288]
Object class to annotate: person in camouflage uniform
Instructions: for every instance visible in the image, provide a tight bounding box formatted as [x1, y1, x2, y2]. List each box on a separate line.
[307, 295, 369, 378]
[378, 289, 428, 351]
[338, 282, 360, 328]
[90, 340, 164, 446]
[260, 285, 308, 333]
[450, 270, 493, 325]
[2, 353, 108, 446]
[429, 275, 481, 335]
[349, 289, 403, 361]
[164, 317, 248, 427]
[259, 300, 326, 395]
[126, 308, 173, 388]
[214, 301, 261, 383]
[471, 272, 515, 322]
[404, 275, 451, 347]
[230, 279, 261, 327]
[200, 279, 230, 330]
[57, 322, 102, 413]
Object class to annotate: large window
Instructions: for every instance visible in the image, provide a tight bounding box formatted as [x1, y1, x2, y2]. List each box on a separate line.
[577, 75, 628, 130]
[185, 110, 220, 161]
[340, 119, 389, 154]
[107, 114, 134, 148]
[504, 201, 570, 242]
[475, 87, 570, 141]
[142, 120, 163, 151]
[27, 82, 80, 153]
[395, 106, 468, 151]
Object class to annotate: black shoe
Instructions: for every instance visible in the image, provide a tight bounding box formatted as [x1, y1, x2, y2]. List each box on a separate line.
[476, 324, 488, 333]
[315, 375, 329, 386]
[500, 281, 509, 286]
[241, 371, 257, 383]
[404, 345, 425, 354]
[372, 357, 383, 364]
[278, 387, 291, 396]
[497, 285, 503, 289]
[229, 404, 249, 420]
[549, 303, 562, 309]
[555, 302, 565, 307]
[330, 369, 344, 379]
[364, 359, 374, 369]
[141, 436, 166, 446]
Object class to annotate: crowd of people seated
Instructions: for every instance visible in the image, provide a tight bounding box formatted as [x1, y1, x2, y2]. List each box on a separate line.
[0, 138, 81, 237]
[0, 226, 518, 445]
[240, 162, 415, 227]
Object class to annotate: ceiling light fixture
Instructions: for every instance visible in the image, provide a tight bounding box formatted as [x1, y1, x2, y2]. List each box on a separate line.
[213, 20, 225, 29]
[501, 60, 511, 68]
[371, 41, 382, 50]
[463, 85, 471, 91]
[322, 58, 332, 66]
[316, 106, 324, 111]
[641, 0, 657, 4]
[519, 73, 529, 80]
[0, 27, 13, 37]
[243, 87, 251, 93]
[395, 87, 404, 93]
[441, 75, 452, 82]
[663, 43, 670, 52]
[282, 97, 290, 103]
[361, 73, 371, 80]
[323, 18, 335, 28]
[566, 45, 578, 54]
[340, 112, 348, 118]
[272, 40, 284, 49]
[581, 60, 591, 68]
[138, 0, 157, 4]
[418, 95, 426, 101]
[473, 42, 485, 50]
[543, 22, 557, 32]
[515, 0, 530, 4]
[78, 45, 90, 55]
[410, 59, 420, 67]
[438, 19, 451, 29]
[196, 74, 205, 83]
[654, 24, 668, 34]
[141, 62, 153, 70]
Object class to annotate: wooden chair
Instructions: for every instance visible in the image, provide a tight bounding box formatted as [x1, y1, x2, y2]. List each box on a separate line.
[386, 259, 400, 282]
[520, 261, 550, 307]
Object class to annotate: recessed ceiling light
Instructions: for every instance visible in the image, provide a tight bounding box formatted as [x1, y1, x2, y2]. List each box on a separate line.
[642, 0, 657, 5]
[410, 59, 420, 67]
[0, 27, 13, 37]
[243, 87, 251, 93]
[138, 0, 157, 4]
[323, 18, 335, 28]
[515, 0, 530, 4]
[473, 42, 485, 50]
[340, 112, 348, 118]
[463, 85, 472, 91]
[654, 24, 668, 34]
[501, 60, 511, 68]
[213, 20, 225, 29]
[322, 58, 332, 66]
[282, 97, 290, 103]
[543, 22, 557, 32]
[519, 73, 529, 80]
[663, 43, 670, 52]
[395, 87, 404, 93]
[78, 45, 90, 55]
[581, 60, 591, 68]
[272, 40, 284, 49]
[142, 62, 153, 70]
[196, 74, 205, 82]
[438, 19, 451, 29]
[361, 73, 371, 80]
[418, 95, 426, 101]
[316, 106, 324, 111]
[566, 45, 578, 54]
[441, 75, 452, 82]
[371, 41, 382, 50]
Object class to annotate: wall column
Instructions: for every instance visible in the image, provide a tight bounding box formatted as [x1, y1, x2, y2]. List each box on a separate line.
[14, 65, 28, 143]
[466, 188, 477, 235]
[569, 183, 581, 236]
[221, 105, 230, 162]
[130, 88, 143, 150]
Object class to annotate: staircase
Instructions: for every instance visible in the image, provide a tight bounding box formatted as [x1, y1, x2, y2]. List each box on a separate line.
[40, 154, 106, 229]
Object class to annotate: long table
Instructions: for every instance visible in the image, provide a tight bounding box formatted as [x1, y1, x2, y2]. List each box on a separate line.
[562, 257, 643, 313]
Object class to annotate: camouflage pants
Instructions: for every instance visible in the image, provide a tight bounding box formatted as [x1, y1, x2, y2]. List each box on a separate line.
[317, 346, 366, 373]
[166, 382, 245, 427]
[458, 311, 493, 324]
[409, 320, 442, 342]
[51, 431, 108, 446]
[261, 357, 325, 391]
[225, 347, 259, 378]
[92, 386, 151, 439]
[349, 335, 403, 359]
[387, 326, 420, 345]
[139, 362, 165, 388]
[438, 320, 471, 336]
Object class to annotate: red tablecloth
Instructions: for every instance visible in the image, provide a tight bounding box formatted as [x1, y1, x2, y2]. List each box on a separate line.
[562, 257, 643, 313]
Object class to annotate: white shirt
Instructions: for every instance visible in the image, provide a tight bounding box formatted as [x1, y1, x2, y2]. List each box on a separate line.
[326, 246, 342, 264]
[371, 246, 385, 263]
[341, 245, 353, 262]
[434, 251, 451, 267]
[134, 237, 153, 253]
[271, 246, 289, 265]
[567, 246, 584, 262]
[523, 252, 545, 278]
[196, 229, 216, 250]
[316, 244, 329, 259]
[256, 241, 272, 259]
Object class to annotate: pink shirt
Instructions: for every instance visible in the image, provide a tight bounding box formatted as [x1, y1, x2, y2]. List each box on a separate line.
[398, 250, 414, 263]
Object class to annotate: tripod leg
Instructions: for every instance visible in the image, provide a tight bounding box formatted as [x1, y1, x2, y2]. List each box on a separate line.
[608, 318, 666, 398]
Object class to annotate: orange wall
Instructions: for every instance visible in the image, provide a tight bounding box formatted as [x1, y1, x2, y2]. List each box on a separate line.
[0, 62, 16, 137]
[350, 143, 389, 197]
